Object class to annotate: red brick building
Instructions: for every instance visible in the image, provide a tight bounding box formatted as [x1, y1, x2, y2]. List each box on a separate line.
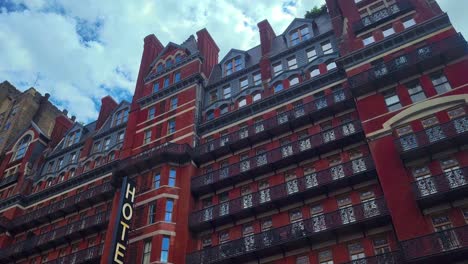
[0, 0, 467, 263]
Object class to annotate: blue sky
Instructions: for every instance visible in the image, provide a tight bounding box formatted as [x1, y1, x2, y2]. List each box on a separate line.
[0, 0, 466, 122]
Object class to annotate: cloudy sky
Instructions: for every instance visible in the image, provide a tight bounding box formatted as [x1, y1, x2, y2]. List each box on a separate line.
[0, 0, 466, 122]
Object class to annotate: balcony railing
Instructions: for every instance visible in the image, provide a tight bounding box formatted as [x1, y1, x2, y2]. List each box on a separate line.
[187, 198, 389, 264]
[412, 167, 468, 208]
[190, 156, 376, 231]
[395, 116, 468, 161]
[0, 212, 109, 261]
[116, 143, 192, 176]
[8, 182, 113, 232]
[342, 252, 403, 264]
[45, 244, 103, 264]
[0, 173, 19, 189]
[191, 120, 364, 195]
[349, 34, 468, 96]
[353, 0, 413, 33]
[195, 89, 353, 163]
[401, 225, 468, 261]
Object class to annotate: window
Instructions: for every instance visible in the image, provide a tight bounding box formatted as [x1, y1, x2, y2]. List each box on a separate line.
[240, 77, 249, 90]
[384, 90, 401, 111]
[104, 137, 111, 150]
[58, 158, 64, 169]
[348, 242, 365, 261]
[220, 105, 228, 114]
[289, 76, 299, 86]
[144, 130, 151, 144]
[70, 169, 76, 178]
[166, 59, 173, 68]
[163, 77, 170, 88]
[307, 48, 317, 61]
[402, 17, 416, 28]
[153, 82, 160, 93]
[108, 152, 115, 161]
[168, 119, 176, 134]
[318, 250, 333, 264]
[113, 109, 129, 126]
[148, 107, 156, 119]
[407, 81, 426, 103]
[118, 131, 125, 142]
[225, 56, 243, 75]
[170, 97, 178, 110]
[382, 26, 395, 37]
[274, 83, 283, 93]
[202, 236, 212, 248]
[157, 64, 164, 73]
[238, 98, 247, 108]
[206, 111, 215, 121]
[287, 56, 298, 69]
[296, 255, 310, 264]
[327, 62, 337, 71]
[373, 237, 391, 254]
[174, 72, 181, 83]
[175, 54, 183, 63]
[165, 199, 174, 222]
[222, 85, 231, 99]
[310, 68, 320, 78]
[169, 168, 176, 187]
[321, 41, 333, 54]
[431, 72, 451, 94]
[148, 204, 156, 224]
[253, 93, 261, 102]
[209, 91, 218, 102]
[160, 236, 170, 263]
[93, 141, 102, 153]
[66, 130, 81, 147]
[448, 107, 466, 119]
[363, 35, 375, 46]
[14, 135, 31, 160]
[142, 241, 151, 264]
[219, 231, 230, 243]
[153, 173, 161, 189]
[273, 62, 283, 76]
[70, 152, 77, 163]
[253, 72, 261, 85]
[290, 26, 310, 45]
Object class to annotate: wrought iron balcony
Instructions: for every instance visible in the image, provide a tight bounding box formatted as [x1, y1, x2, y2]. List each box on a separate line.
[8, 182, 113, 233]
[116, 143, 192, 177]
[349, 34, 468, 96]
[395, 116, 468, 162]
[353, 0, 413, 34]
[342, 252, 403, 264]
[412, 167, 468, 209]
[191, 120, 365, 195]
[189, 156, 376, 231]
[45, 244, 103, 264]
[401, 225, 468, 263]
[187, 198, 389, 264]
[0, 173, 19, 189]
[0, 212, 109, 262]
[194, 89, 354, 164]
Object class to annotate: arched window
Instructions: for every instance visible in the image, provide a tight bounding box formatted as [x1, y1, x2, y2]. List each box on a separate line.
[206, 110, 215, 121]
[327, 62, 337, 71]
[83, 162, 91, 172]
[46, 178, 54, 188]
[166, 59, 173, 68]
[157, 64, 164, 73]
[274, 83, 284, 93]
[70, 168, 76, 178]
[14, 135, 32, 160]
[66, 130, 81, 147]
[95, 158, 102, 167]
[238, 98, 247, 108]
[175, 55, 182, 63]
[113, 109, 129, 126]
[310, 68, 320, 78]
[220, 105, 229, 115]
[59, 173, 65, 182]
[289, 76, 299, 86]
[108, 152, 116, 162]
[253, 93, 262, 102]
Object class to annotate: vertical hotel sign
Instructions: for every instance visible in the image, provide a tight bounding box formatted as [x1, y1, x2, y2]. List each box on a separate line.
[110, 176, 136, 264]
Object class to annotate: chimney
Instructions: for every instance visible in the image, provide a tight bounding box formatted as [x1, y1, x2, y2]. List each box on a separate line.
[71, 115, 76, 122]
[96, 96, 118, 130]
[257, 20, 276, 56]
[196, 28, 220, 77]
[44, 93, 50, 100]
[62, 109, 68, 116]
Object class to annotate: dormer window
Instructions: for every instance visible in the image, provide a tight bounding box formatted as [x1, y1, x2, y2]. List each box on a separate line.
[225, 57, 243, 76]
[290, 26, 310, 46]
[14, 135, 32, 160]
[66, 130, 81, 147]
[113, 109, 129, 127]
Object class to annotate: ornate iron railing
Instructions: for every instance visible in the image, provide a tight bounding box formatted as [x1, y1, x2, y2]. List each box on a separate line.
[190, 156, 375, 228]
[401, 225, 468, 260]
[353, 0, 413, 33]
[0, 173, 19, 189]
[342, 251, 403, 264]
[187, 198, 388, 264]
[412, 167, 468, 199]
[191, 120, 363, 193]
[45, 244, 103, 264]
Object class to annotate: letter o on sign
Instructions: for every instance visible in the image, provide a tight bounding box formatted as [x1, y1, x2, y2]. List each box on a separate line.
[122, 203, 133, 221]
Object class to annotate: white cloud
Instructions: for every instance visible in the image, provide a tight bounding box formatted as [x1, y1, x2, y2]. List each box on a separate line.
[2, 0, 465, 123]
